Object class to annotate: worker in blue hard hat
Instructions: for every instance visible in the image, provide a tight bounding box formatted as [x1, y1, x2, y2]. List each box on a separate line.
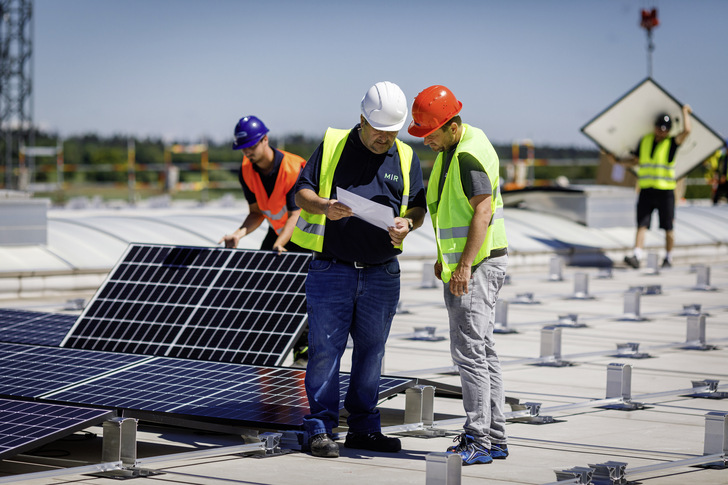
[219, 115, 309, 367]
[220, 115, 307, 254]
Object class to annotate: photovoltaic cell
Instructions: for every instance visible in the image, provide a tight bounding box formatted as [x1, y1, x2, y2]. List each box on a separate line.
[0, 308, 77, 346]
[0, 398, 113, 460]
[61, 244, 310, 366]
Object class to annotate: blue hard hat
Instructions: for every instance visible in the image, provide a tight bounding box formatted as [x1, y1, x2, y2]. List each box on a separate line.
[232, 116, 269, 149]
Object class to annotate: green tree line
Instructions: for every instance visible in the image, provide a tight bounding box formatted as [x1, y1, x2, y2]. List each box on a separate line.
[18, 129, 602, 185]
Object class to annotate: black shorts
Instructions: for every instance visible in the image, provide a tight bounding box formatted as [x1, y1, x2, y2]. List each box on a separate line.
[636, 188, 675, 231]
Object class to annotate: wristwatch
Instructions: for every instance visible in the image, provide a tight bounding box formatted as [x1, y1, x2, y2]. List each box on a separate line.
[406, 218, 414, 232]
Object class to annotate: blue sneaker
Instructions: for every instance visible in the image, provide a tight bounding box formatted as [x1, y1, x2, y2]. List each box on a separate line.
[490, 443, 509, 459]
[446, 433, 492, 465]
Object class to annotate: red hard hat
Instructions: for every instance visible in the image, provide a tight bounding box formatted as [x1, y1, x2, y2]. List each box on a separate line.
[407, 85, 463, 137]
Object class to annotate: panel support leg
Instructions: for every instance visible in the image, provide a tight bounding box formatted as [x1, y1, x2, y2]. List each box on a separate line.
[426, 452, 461, 485]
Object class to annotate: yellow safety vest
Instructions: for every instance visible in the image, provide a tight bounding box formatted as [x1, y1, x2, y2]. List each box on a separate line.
[426, 124, 508, 283]
[292, 128, 413, 251]
[638, 134, 676, 190]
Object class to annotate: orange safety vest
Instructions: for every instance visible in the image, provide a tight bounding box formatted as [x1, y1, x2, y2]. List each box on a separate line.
[241, 151, 306, 235]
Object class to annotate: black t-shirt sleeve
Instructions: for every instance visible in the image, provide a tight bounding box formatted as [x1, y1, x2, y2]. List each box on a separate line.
[286, 170, 301, 211]
[459, 152, 492, 199]
[668, 138, 679, 163]
[296, 142, 324, 194]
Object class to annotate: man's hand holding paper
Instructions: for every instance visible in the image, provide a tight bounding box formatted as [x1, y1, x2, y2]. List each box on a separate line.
[335, 187, 395, 231]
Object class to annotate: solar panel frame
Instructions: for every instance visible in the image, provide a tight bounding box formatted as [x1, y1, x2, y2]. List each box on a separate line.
[0, 398, 113, 460]
[0, 308, 77, 346]
[61, 244, 310, 367]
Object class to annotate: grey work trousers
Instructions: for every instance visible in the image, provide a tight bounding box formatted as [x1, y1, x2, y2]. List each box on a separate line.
[443, 255, 508, 448]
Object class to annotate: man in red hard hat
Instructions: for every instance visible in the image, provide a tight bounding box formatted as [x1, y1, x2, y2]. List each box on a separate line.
[409, 85, 509, 466]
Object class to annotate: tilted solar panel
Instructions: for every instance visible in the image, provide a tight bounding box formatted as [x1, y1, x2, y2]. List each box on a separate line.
[0, 308, 77, 346]
[61, 244, 310, 366]
[0, 398, 113, 460]
[580, 77, 724, 180]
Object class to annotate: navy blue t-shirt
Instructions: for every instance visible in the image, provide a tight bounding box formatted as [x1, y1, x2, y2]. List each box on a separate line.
[238, 148, 299, 211]
[296, 124, 427, 264]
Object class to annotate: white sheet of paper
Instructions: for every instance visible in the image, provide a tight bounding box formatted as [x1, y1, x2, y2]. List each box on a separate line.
[611, 163, 625, 182]
[336, 187, 395, 231]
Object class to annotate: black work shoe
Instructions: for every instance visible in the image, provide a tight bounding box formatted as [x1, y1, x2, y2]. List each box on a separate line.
[309, 433, 339, 458]
[624, 255, 640, 269]
[345, 432, 401, 453]
[661, 258, 672, 268]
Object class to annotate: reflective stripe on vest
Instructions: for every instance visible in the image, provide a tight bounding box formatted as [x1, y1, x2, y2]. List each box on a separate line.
[638, 134, 676, 190]
[426, 124, 508, 283]
[241, 151, 306, 235]
[292, 128, 413, 252]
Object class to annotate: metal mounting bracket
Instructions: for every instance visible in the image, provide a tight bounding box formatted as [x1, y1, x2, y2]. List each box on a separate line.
[611, 342, 651, 359]
[686, 379, 728, 399]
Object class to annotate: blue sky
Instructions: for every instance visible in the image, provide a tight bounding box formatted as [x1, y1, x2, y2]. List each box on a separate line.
[34, 0, 727, 147]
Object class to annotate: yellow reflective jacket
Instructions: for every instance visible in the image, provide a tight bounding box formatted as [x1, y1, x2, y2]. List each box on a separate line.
[426, 124, 507, 283]
[638, 134, 676, 190]
[292, 128, 413, 252]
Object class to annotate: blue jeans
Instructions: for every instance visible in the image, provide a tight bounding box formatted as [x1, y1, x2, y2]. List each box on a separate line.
[443, 255, 508, 448]
[302, 258, 400, 439]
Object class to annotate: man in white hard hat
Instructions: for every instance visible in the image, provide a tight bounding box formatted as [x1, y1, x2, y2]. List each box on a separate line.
[292, 81, 427, 458]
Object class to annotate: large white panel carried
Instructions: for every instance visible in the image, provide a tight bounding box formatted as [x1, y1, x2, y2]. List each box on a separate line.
[581, 77, 724, 180]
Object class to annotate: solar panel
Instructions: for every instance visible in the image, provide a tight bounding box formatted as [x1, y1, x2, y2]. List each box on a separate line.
[45, 358, 310, 427]
[44, 357, 414, 429]
[0, 398, 113, 460]
[580, 77, 725, 180]
[61, 244, 311, 366]
[0, 344, 415, 429]
[0, 308, 77, 346]
[0, 342, 151, 398]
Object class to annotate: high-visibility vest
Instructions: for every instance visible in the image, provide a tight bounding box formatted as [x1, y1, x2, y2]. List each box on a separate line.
[292, 128, 413, 251]
[426, 124, 508, 283]
[638, 134, 676, 190]
[241, 150, 306, 235]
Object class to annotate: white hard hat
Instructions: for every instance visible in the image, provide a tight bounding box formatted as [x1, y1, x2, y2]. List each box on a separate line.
[360, 81, 408, 132]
